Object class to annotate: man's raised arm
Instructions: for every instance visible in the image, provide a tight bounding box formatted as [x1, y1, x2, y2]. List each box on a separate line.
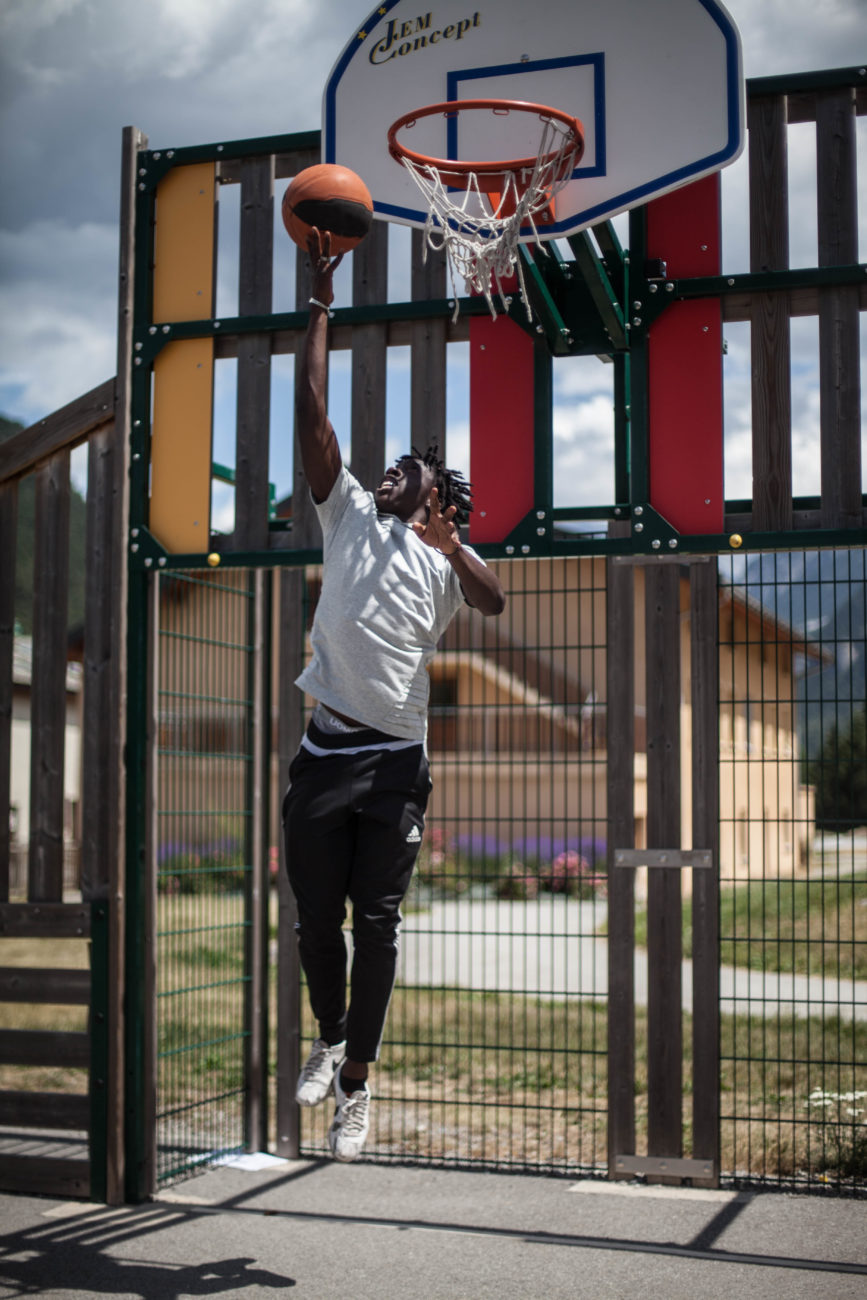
[295, 231, 343, 504]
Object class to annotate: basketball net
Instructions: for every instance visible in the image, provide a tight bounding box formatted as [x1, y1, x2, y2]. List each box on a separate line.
[397, 113, 582, 319]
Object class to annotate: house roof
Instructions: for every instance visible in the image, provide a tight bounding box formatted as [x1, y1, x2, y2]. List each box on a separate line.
[13, 637, 83, 692]
[720, 583, 831, 664]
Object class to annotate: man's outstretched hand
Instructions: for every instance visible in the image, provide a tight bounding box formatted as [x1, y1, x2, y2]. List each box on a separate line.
[307, 228, 343, 306]
[412, 487, 461, 555]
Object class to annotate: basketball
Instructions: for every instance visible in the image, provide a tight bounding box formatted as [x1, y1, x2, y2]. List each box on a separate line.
[281, 164, 374, 255]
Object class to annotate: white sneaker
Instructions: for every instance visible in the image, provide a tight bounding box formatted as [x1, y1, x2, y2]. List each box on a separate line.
[328, 1074, 371, 1162]
[295, 1038, 346, 1107]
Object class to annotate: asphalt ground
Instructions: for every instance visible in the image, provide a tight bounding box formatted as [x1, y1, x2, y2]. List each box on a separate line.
[2, 1157, 866, 1299]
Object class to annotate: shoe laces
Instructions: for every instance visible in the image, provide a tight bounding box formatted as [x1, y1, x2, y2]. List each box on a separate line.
[302, 1040, 337, 1079]
[340, 1088, 370, 1135]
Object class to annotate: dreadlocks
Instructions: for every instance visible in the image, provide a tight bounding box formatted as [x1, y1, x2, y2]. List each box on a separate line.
[398, 444, 474, 525]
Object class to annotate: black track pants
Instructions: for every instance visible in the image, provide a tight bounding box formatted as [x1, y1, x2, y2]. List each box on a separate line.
[282, 739, 431, 1062]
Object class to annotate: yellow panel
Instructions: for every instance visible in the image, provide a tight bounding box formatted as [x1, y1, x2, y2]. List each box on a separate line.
[152, 163, 216, 322]
[150, 162, 216, 550]
[150, 338, 214, 553]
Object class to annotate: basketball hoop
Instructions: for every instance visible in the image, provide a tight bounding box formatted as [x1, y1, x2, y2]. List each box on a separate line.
[388, 99, 584, 319]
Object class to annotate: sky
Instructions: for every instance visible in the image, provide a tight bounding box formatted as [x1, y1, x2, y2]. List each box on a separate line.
[0, 0, 864, 524]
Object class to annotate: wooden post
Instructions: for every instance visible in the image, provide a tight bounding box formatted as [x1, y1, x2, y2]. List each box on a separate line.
[244, 569, 270, 1153]
[29, 452, 71, 903]
[690, 560, 720, 1186]
[274, 218, 322, 1160]
[233, 154, 275, 1155]
[817, 87, 861, 529]
[88, 121, 142, 1204]
[410, 232, 447, 458]
[275, 569, 305, 1160]
[351, 221, 389, 489]
[140, 574, 160, 1198]
[235, 154, 275, 551]
[606, 548, 635, 1176]
[0, 479, 17, 901]
[748, 93, 792, 532]
[644, 562, 683, 1170]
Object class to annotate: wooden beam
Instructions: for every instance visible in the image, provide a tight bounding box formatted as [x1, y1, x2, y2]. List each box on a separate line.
[0, 967, 90, 1003]
[97, 120, 143, 1206]
[0, 1154, 89, 1198]
[606, 544, 635, 1178]
[235, 154, 275, 551]
[0, 1029, 90, 1068]
[0, 1090, 89, 1129]
[290, 242, 319, 551]
[644, 563, 683, 1172]
[0, 379, 115, 484]
[0, 903, 91, 938]
[0, 479, 17, 900]
[410, 232, 447, 458]
[817, 87, 861, 529]
[244, 570, 269, 1152]
[351, 221, 389, 490]
[28, 453, 71, 902]
[82, 423, 122, 902]
[690, 561, 721, 1186]
[275, 567, 305, 1160]
[748, 93, 792, 532]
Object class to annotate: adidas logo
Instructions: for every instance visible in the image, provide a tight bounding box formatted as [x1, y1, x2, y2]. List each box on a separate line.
[405, 825, 422, 844]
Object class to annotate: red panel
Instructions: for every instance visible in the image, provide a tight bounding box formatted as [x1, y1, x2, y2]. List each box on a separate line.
[469, 313, 535, 543]
[646, 174, 724, 535]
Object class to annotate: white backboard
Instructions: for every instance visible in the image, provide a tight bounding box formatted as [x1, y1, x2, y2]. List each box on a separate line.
[324, 0, 744, 239]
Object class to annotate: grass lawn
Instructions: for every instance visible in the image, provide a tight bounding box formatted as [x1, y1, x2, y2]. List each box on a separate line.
[631, 872, 867, 981]
[4, 893, 865, 1184]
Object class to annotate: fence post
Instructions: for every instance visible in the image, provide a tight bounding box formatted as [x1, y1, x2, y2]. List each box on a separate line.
[690, 560, 720, 1186]
[606, 549, 635, 1176]
[644, 562, 683, 1175]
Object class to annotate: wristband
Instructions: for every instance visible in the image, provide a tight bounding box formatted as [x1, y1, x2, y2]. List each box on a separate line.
[309, 297, 333, 316]
[439, 542, 462, 557]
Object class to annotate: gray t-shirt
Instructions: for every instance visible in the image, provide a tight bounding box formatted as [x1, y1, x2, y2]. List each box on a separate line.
[295, 465, 480, 742]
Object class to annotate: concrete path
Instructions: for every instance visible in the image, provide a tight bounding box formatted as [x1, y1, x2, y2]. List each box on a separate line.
[2, 1159, 865, 1299]
[397, 898, 867, 1020]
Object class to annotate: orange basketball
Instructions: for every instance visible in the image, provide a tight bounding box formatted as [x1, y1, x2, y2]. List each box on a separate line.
[281, 164, 374, 255]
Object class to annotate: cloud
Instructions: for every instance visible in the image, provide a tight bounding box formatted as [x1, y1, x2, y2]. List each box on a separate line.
[725, 0, 865, 75]
[0, 218, 118, 419]
[1, 0, 864, 479]
[0, 0, 344, 231]
[553, 388, 616, 507]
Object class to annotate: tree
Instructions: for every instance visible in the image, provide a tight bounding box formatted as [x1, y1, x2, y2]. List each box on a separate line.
[811, 708, 867, 832]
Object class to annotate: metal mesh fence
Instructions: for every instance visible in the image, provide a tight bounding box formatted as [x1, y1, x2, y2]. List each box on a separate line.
[718, 549, 866, 1192]
[154, 569, 257, 1184]
[299, 557, 611, 1173]
[150, 549, 866, 1191]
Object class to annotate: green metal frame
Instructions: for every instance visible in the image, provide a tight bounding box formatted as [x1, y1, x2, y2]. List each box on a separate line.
[123, 76, 866, 1193]
[125, 159, 866, 572]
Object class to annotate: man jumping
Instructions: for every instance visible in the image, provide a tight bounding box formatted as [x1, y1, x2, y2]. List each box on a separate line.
[282, 230, 506, 1162]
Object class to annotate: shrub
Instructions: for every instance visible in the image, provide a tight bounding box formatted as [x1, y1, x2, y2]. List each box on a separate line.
[157, 837, 248, 894]
[494, 862, 539, 900]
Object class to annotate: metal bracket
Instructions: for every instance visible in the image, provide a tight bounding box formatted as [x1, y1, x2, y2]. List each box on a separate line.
[614, 1154, 714, 1178]
[613, 849, 713, 869]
